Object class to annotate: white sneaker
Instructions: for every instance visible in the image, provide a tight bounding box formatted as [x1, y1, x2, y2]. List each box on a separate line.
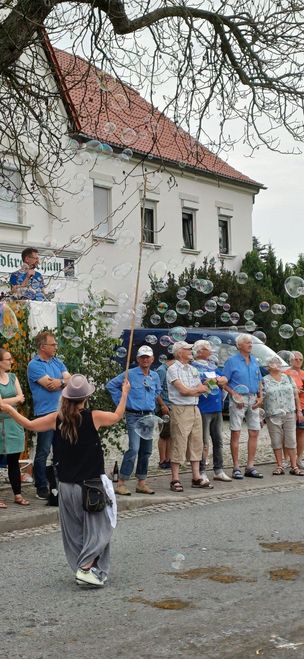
[213, 471, 232, 482]
[200, 471, 210, 484]
[76, 567, 107, 588]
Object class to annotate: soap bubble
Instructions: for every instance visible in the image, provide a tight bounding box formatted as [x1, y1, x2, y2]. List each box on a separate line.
[176, 300, 190, 315]
[176, 287, 187, 299]
[209, 335, 222, 347]
[271, 304, 281, 315]
[271, 320, 278, 328]
[150, 314, 161, 326]
[112, 263, 133, 279]
[71, 308, 82, 322]
[259, 301, 270, 313]
[70, 234, 86, 251]
[91, 261, 107, 278]
[244, 309, 255, 321]
[169, 326, 187, 342]
[278, 324, 294, 339]
[219, 292, 228, 301]
[116, 346, 127, 359]
[164, 310, 177, 324]
[0, 303, 18, 339]
[276, 304, 286, 315]
[159, 335, 172, 347]
[255, 272, 264, 280]
[85, 139, 102, 150]
[134, 415, 163, 440]
[236, 272, 248, 285]
[269, 410, 286, 426]
[99, 143, 113, 157]
[121, 148, 133, 159]
[104, 121, 116, 134]
[190, 278, 199, 289]
[154, 280, 167, 294]
[293, 318, 302, 328]
[70, 336, 82, 348]
[157, 302, 168, 314]
[159, 354, 168, 364]
[149, 261, 167, 279]
[171, 553, 185, 571]
[162, 414, 170, 424]
[205, 300, 217, 313]
[230, 312, 240, 325]
[232, 384, 249, 402]
[244, 320, 257, 332]
[117, 292, 130, 306]
[223, 303, 230, 312]
[117, 229, 134, 247]
[62, 325, 76, 339]
[121, 128, 137, 145]
[284, 275, 304, 298]
[145, 334, 158, 344]
[195, 279, 214, 294]
[296, 327, 304, 337]
[253, 331, 267, 344]
[193, 309, 205, 318]
[221, 312, 230, 323]
[277, 350, 293, 363]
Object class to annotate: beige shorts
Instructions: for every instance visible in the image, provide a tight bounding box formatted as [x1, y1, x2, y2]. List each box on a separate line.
[266, 411, 296, 450]
[170, 405, 203, 463]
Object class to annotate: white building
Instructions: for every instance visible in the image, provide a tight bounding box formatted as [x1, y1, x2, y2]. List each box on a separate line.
[0, 44, 264, 335]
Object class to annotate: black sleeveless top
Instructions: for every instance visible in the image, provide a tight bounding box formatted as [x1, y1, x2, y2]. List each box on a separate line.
[53, 409, 105, 484]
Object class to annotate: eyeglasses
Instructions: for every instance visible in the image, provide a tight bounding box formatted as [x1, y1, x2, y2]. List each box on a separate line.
[2, 358, 12, 361]
[43, 343, 57, 347]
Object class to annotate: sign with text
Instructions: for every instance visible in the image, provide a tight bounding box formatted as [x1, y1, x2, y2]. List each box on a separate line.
[0, 251, 66, 275]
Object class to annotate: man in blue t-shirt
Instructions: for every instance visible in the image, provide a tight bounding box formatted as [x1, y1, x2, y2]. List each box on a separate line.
[192, 340, 232, 484]
[27, 331, 70, 499]
[10, 247, 45, 301]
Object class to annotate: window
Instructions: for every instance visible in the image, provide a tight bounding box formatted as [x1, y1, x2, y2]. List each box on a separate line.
[218, 216, 230, 254]
[0, 169, 20, 223]
[93, 185, 110, 237]
[142, 203, 156, 244]
[182, 210, 195, 249]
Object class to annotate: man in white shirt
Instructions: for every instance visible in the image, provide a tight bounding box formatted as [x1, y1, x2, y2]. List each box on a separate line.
[167, 341, 213, 492]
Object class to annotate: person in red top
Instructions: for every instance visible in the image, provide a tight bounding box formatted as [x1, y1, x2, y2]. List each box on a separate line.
[286, 351, 304, 468]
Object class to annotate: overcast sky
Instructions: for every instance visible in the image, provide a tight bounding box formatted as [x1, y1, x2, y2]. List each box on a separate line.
[228, 147, 303, 265]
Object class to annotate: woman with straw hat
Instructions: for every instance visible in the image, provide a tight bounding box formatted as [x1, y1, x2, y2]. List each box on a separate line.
[0, 373, 130, 588]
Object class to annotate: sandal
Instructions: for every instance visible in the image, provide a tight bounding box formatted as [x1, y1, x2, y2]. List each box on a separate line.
[191, 479, 214, 489]
[290, 467, 304, 476]
[232, 469, 243, 480]
[170, 480, 184, 492]
[244, 468, 263, 479]
[0, 501, 7, 509]
[272, 466, 285, 475]
[14, 496, 30, 506]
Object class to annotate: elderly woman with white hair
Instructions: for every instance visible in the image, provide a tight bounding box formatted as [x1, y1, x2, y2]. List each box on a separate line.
[286, 351, 304, 468]
[263, 356, 304, 476]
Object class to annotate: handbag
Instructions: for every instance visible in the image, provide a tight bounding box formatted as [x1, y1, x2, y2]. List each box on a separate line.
[82, 478, 113, 513]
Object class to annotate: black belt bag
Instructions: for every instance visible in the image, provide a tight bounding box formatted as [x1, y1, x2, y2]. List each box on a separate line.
[82, 478, 113, 513]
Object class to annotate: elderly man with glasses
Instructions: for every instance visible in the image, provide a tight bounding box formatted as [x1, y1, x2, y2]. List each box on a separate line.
[106, 345, 163, 496]
[27, 331, 70, 499]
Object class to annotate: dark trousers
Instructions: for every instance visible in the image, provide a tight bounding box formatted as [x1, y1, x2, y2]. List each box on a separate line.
[7, 452, 21, 495]
[201, 412, 224, 472]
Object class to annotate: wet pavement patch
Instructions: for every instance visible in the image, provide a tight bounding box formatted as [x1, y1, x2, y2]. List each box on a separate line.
[168, 565, 257, 583]
[129, 596, 192, 610]
[269, 567, 300, 581]
[260, 540, 304, 555]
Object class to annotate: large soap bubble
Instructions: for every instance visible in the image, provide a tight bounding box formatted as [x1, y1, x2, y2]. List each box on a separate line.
[154, 280, 167, 294]
[134, 415, 163, 440]
[278, 324, 294, 339]
[62, 325, 76, 339]
[116, 346, 127, 359]
[205, 300, 217, 313]
[244, 309, 255, 321]
[259, 301, 270, 313]
[293, 318, 302, 328]
[236, 272, 248, 285]
[0, 303, 19, 339]
[245, 320, 257, 332]
[159, 335, 172, 347]
[284, 276, 304, 298]
[150, 314, 161, 326]
[149, 261, 168, 279]
[296, 327, 304, 337]
[145, 334, 158, 344]
[230, 312, 240, 325]
[176, 300, 190, 315]
[157, 302, 168, 314]
[221, 312, 230, 323]
[112, 263, 133, 279]
[255, 272, 264, 281]
[195, 279, 214, 294]
[164, 310, 177, 324]
[176, 287, 187, 299]
[277, 350, 293, 363]
[253, 331, 267, 344]
[169, 326, 187, 341]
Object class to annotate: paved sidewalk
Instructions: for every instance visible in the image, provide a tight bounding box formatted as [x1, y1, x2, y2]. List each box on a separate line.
[1, 460, 303, 535]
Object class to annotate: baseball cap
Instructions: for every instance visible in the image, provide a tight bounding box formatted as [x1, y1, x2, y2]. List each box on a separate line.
[137, 345, 154, 357]
[172, 340, 193, 355]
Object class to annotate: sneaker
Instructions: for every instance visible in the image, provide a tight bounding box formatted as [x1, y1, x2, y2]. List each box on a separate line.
[76, 567, 107, 588]
[115, 484, 131, 496]
[36, 488, 49, 500]
[213, 471, 232, 482]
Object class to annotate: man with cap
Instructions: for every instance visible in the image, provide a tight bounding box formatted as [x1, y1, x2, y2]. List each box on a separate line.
[192, 340, 232, 483]
[166, 341, 212, 492]
[106, 345, 162, 495]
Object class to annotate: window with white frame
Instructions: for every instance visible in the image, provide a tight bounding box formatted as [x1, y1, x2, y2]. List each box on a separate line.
[142, 201, 156, 244]
[93, 184, 111, 237]
[218, 215, 230, 254]
[0, 168, 21, 224]
[182, 210, 195, 249]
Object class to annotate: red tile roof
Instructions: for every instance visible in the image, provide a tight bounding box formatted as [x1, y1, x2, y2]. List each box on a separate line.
[51, 47, 262, 189]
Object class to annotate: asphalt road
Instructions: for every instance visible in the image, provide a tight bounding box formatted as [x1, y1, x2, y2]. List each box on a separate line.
[1, 484, 304, 659]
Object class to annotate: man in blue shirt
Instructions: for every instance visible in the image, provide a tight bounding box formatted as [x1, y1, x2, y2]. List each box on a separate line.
[27, 331, 70, 499]
[192, 340, 232, 483]
[106, 345, 162, 495]
[222, 333, 263, 480]
[10, 247, 45, 301]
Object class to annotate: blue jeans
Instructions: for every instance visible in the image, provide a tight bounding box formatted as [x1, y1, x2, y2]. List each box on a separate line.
[120, 413, 153, 480]
[33, 429, 54, 490]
